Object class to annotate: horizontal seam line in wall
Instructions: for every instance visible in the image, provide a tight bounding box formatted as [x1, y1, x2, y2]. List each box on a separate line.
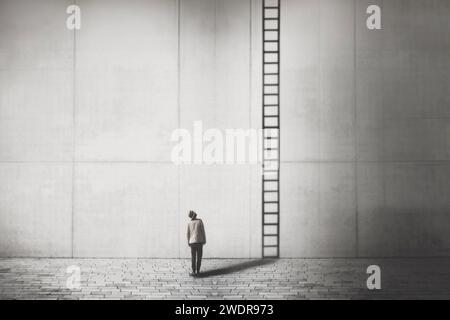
[280, 160, 450, 164]
[0, 161, 179, 164]
[2, 160, 450, 164]
[1, 256, 450, 260]
[0, 68, 73, 71]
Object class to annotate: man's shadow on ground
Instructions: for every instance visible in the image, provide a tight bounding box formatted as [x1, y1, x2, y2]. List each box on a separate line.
[197, 259, 277, 278]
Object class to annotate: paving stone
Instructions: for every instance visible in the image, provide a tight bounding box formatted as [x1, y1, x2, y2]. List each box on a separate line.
[1, 258, 450, 299]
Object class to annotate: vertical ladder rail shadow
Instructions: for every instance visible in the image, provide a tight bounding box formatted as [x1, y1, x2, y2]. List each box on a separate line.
[262, 0, 280, 259]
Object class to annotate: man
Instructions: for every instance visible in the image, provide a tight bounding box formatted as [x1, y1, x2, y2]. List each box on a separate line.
[187, 210, 206, 276]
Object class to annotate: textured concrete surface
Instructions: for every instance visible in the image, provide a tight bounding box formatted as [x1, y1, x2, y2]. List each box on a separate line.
[1, 0, 450, 259]
[178, 0, 260, 259]
[1, 258, 450, 300]
[281, 0, 450, 257]
[0, 0, 261, 258]
[0, 0, 74, 257]
[354, 0, 450, 257]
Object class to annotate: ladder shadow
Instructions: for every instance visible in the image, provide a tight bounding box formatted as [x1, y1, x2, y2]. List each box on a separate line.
[197, 259, 277, 278]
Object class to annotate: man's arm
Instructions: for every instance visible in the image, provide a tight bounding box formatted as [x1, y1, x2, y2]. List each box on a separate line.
[201, 221, 206, 244]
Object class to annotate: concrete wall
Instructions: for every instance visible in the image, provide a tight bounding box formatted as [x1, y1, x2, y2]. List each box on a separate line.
[179, 0, 263, 258]
[0, 0, 74, 257]
[281, 0, 450, 257]
[0, 0, 261, 258]
[1, 0, 450, 258]
[73, 0, 180, 258]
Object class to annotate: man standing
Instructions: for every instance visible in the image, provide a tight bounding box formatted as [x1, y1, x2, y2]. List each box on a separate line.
[187, 210, 206, 276]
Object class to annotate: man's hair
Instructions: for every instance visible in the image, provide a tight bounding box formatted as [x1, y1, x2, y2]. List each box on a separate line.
[188, 210, 197, 219]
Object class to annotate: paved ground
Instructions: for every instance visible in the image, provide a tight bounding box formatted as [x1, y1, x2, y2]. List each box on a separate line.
[0, 258, 450, 300]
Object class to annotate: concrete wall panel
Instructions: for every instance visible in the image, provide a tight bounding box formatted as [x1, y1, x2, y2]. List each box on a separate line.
[180, 0, 250, 129]
[0, 0, 73, 161]
[382, 0, 450, 161]
[75, 0, 179, 161]
[358, 163, 450, 256]
[74, 163, 179, 257]
[281, 0, 320, 161]
[249, 0, 263, 259]
[356, 0, 450, 257]
[356, 0, 383, 161]
[0, 0, 73, 70]
[180, 165, 251, 258]
[0, 163, 72, 257]
[319, 0, 355, 161]
[178, 0, 253, 259]
[281, 163, 355, 257]
[0, 70, 73, 161]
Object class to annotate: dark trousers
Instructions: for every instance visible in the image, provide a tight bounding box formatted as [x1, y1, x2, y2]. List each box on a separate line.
[190, 243, 203, 273]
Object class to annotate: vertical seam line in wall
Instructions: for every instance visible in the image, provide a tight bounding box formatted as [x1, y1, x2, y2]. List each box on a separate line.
[353, 0, 359, 258]
[381, 0, 386, 220]
[71, 0, 77, 259]
[177, 0, 181, 259]
[318, 0, 321, 256]
[261, 0, 264, 259]
[278, 0, 281, 259]
[249, 0, 252, 259]
[214, 0, 217, 111]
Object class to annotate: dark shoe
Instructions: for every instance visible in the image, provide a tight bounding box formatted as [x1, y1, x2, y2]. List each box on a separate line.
[189, 272, 196, 277]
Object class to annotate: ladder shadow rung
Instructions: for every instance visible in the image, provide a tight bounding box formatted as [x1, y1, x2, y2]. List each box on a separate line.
[263, 0, 280, 257]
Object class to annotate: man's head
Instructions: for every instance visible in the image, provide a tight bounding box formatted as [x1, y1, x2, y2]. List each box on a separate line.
[188, 210, 197, 219]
